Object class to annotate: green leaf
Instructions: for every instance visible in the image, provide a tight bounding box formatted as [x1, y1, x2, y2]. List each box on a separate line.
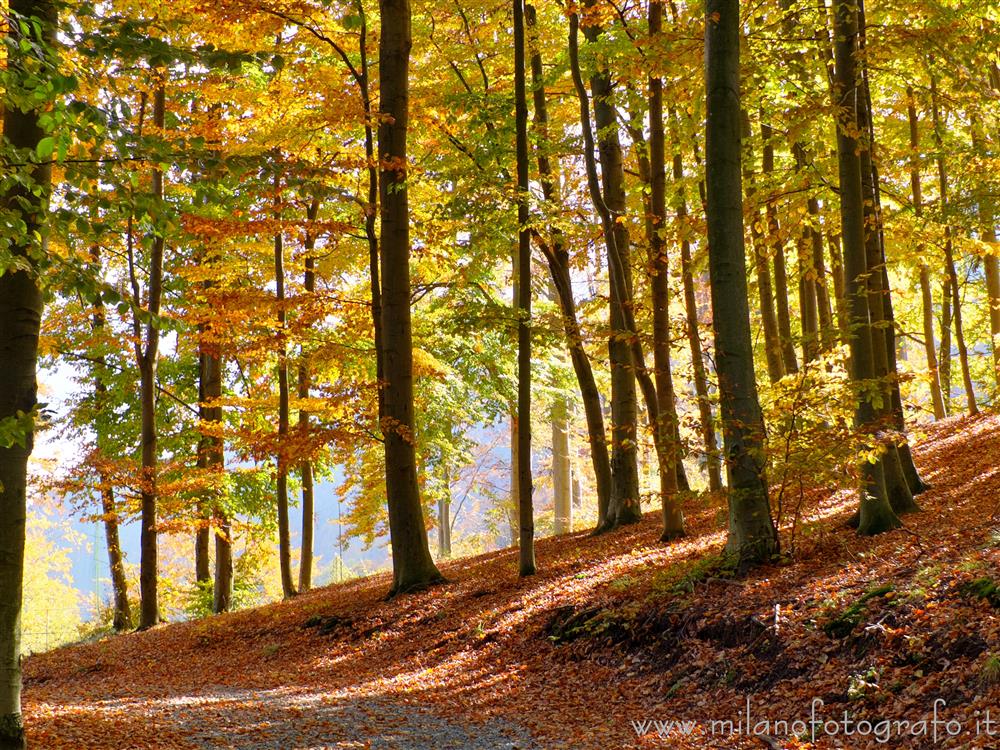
[36, 137, 55, 160]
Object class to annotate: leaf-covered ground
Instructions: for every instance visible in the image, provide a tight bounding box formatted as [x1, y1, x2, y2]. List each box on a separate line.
[24, 413, 1000, 748]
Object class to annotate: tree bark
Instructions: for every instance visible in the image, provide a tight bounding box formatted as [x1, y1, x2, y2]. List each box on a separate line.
[670, 119, 723, 492]
[89, 246, 132, 631]
[200, 337, 230, 614]
[760, 119, 799, 375]
[525, 3, 612, 522]
[853, 49, 918, 513]
[551, 393, 572, 535]
[273, 171, 296, 600]
[298, 198, 319, 593]
[791, 145, 821, 361]
[437, 464, 452, 557]
[856, 0, 926, 499]
[379, 0, 443, 595]
[906, 87, 946, 421]
[195, 329, 211, 587]
[137, 83, 166, 630]
[0, 2, 55, 740]
[930, 71, 977, 416]
[568, 9, 642, 531]
[648, 0, 684, 540]
[741, 110, 784, 384]
[513, 0, 535, 577]
[705, 0, 778, 568]
[971, 121, 1000, 391]
[831, 0, 900, 535]
[938, 274, 952, 413]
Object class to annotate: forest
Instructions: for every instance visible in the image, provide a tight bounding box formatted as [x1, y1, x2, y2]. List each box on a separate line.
[1, 0, 999, 746]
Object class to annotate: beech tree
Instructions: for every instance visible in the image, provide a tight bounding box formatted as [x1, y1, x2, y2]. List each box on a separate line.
[379, 0, 443, 595]
[0, 0, 57, 744]
[704, 0, 778, 567]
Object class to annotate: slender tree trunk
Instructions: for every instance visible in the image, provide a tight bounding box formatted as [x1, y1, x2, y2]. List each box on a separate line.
[809, 197, 835, 350]
[196, 105, 231, 614]
[569, 9, 641, 531]
[526, 3, 612, 520]
[357, 6, 385, 427]
[827, 231, 849, 340]
[930, 71, 977, 416]
[853, 56, 917, 514]
[666, 114, 723, 492]
[99, 486, 131, 629]
[200, 338, 230, 614]
[705, 0, 778, 569]
[938, 275, 952, 413]
[760, 120, 799, 375]
[89, 246, 132, 631]
[437, 464, 452, 558]
[194, 335, 211, 587]
[98, 408, 131, 630]
[777, 0, 832, 353]
[648, 0, 684, 539]
[137, 83, 166, 630]
[551, 394, 572, 535]
[0, 5, 53, 741]
[906, 87, 946, 420]
[831, 0, 900, 535]
[273, 172, 296, 600]
[856, 0, 926, 498]
[513, 0, 535, 577]
[298, 199, 319, 593]
[971, 121, 1000, 391]
[380, 0, 443, 594]
[741, 111, 784, 384]
[791, 145, 821, 361]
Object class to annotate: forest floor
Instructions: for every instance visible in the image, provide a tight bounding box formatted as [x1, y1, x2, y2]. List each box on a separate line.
[23, 412, 1000, 749]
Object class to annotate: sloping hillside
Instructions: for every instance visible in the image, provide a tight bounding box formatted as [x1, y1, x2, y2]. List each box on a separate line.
[24, 413, 1000, 749]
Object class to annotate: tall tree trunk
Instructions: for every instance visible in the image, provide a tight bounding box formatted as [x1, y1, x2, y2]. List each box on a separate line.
[0, 4, 54, 740]
[526, 3, 611, 521]
[852, 47, 918, 513]
[513, 0, 535, 577]
[200, 335, 230, 614]
[88, 245, 132, 631]
[195, 104, 231, 614]
[648, 0, 684, 539]
[906, 87, 946, 420]
[760, 120, 799, 375]
[568, 9, 642, 531]
[705, 0, 778, 568]
[971, 121, 1000, 391]
[273, 172, 296, 600]
[779, 0, 829, 355]
[137, 83, 166, 630]
[551, 393, 572, 535]
[856, 0, 926, 498]
[298, 198, 319, 593]
[827, 231, 849, 340]
[808, 196, 835, 350]
[379, 0, 443, 595]
[437, 464, 452, 557]
[665, 107, 723, 492]
[938, 276, 952, 413]
[930, 71, 978, 416]
[831, 0, 900, 535]
[357, 4, 384, 426]
[741, 110, 784, 384]
[791, 144, 821, 361]
[194, 334, 211, 587]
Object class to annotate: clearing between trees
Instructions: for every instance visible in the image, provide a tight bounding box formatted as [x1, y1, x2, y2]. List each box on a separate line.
[24, 413, 1000, 749]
